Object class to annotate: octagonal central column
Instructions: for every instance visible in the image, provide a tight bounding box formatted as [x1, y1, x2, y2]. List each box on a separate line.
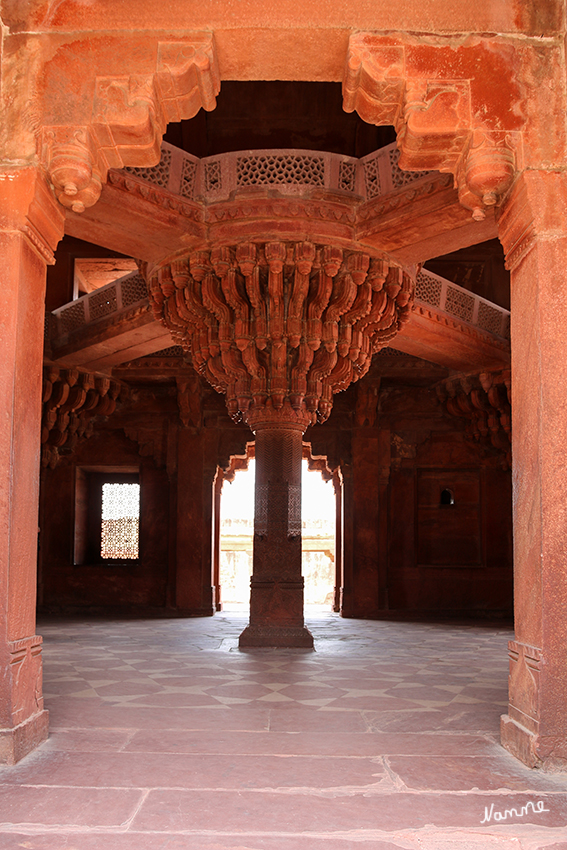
[241, 415, 312, 646]
[147, 239, 415, 646]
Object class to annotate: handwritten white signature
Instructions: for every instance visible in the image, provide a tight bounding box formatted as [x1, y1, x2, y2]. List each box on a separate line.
[481, 800, 550, 823]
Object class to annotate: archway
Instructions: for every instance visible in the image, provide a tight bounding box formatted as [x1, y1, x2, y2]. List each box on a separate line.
[217, 452, 337, 613]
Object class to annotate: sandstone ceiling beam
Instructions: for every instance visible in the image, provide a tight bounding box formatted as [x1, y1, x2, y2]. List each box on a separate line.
[356, 174, 498, 265]
[63, 160, 497, 269]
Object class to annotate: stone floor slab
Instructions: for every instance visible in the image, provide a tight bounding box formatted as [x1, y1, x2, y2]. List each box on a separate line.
[1, 612, 566, 847]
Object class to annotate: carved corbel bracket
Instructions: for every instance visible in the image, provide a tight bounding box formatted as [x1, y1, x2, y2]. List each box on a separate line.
[437, 370, 511, 467]
[41, 366, 123, 467]
[41, 126, 102, 214]
[456, 130, 519, 222]
[41, 34, 219, 214]
[398, 78, 471, 173]
[343, 33, 520, 222]
[343, 37, 405, 126]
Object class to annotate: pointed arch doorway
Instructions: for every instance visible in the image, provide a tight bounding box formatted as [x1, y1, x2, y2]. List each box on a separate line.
[213, 445, 340, 614]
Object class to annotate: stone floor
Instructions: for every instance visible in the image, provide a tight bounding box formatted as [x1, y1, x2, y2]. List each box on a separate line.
[1, 610, 567, 849]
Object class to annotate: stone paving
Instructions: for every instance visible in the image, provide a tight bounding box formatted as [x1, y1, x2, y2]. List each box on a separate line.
[1, 611, 567, 849]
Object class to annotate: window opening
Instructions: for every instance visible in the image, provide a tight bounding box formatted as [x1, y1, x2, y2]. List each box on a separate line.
[440, 488, 455, 506]
[220, 459, 255, 610]
[74, 468, 139, 565]
[101, 483, 140, 560]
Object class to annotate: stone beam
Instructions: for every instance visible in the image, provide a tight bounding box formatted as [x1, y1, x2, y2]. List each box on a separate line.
[49, 303, 172, 371]
[356, 174, 498, 265]
[395, 305, 510, 372]
[64, 175, 206, 265]
[65, 166, 496, 268]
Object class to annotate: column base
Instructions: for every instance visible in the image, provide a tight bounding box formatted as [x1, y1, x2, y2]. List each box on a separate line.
[239, 624, 314, 648]
[501, 713, 567, 771]
[501, 713, 540, 768]
[0, 710, 49, 765]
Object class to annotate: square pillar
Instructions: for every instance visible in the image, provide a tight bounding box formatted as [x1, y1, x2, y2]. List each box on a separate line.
[0, 168, 63, 763]
[239, 425, 313, 647]
[340, 430, 382, 618]
[175, 427, 216, 615]
[499, 171, 567, 769]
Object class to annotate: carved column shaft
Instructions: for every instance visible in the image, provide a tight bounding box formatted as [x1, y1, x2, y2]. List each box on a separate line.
[0, 168, 63, 763]
[239, 425, 313, 647]
[499, 171, 567, 769]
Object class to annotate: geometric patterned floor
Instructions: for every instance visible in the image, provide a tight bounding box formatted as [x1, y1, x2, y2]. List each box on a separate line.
[1, 611, 567, 849]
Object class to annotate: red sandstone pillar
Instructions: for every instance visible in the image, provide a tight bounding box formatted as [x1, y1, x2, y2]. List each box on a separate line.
[332, 470, 342, 613]
[212, 469, 223, 611]
[341, 431, 381, 618]
[175, 428, 216, 616]
[239, 423, 313, 647]
[499, 171, 567, 769]
[0, 168, 63, 763]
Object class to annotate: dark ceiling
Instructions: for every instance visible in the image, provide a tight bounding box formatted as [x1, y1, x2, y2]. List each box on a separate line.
[163, 81, 397, 158]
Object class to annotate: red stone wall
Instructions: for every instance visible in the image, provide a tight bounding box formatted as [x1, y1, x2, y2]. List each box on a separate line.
[39, 430, 170, 613]
[309, 379, 513, 619]
[38, 373, 512, 619]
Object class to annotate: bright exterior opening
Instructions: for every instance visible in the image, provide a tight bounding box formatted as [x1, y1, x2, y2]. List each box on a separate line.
[220, 459, 335, 609]
[101, 482, 140, 560]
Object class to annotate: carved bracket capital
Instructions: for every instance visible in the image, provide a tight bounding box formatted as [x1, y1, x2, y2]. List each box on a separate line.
[40, 34, 219, 214]
[343, 33, 522, 222]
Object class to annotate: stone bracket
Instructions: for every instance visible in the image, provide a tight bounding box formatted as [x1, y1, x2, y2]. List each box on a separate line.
[41, 34, 220, 213]
[41, 366, 122, 468]
[343, 33, 522, 221]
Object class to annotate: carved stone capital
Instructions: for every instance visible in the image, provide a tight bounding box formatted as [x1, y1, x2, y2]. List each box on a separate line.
[0, 166, 63, 263]
[149, 242, 415, 433]
[498, 170, 567, 271]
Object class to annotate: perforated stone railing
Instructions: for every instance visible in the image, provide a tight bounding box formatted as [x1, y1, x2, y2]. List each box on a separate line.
[49, 266, 509, 348]
[415, 269, 510, 339]
[117, 141, 432, 203]
[51, 272, 149, 336]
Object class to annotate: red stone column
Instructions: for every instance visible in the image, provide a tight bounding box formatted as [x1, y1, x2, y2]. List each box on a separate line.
[341, 430, 381, 617]
[239, 422, 313, 647]
[212, 469, 223, 611]
[332, 471, 342, 613]
[499, 171, 567, 769]
[175, 428, 216, 616]
[0, 168, 63, 763]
